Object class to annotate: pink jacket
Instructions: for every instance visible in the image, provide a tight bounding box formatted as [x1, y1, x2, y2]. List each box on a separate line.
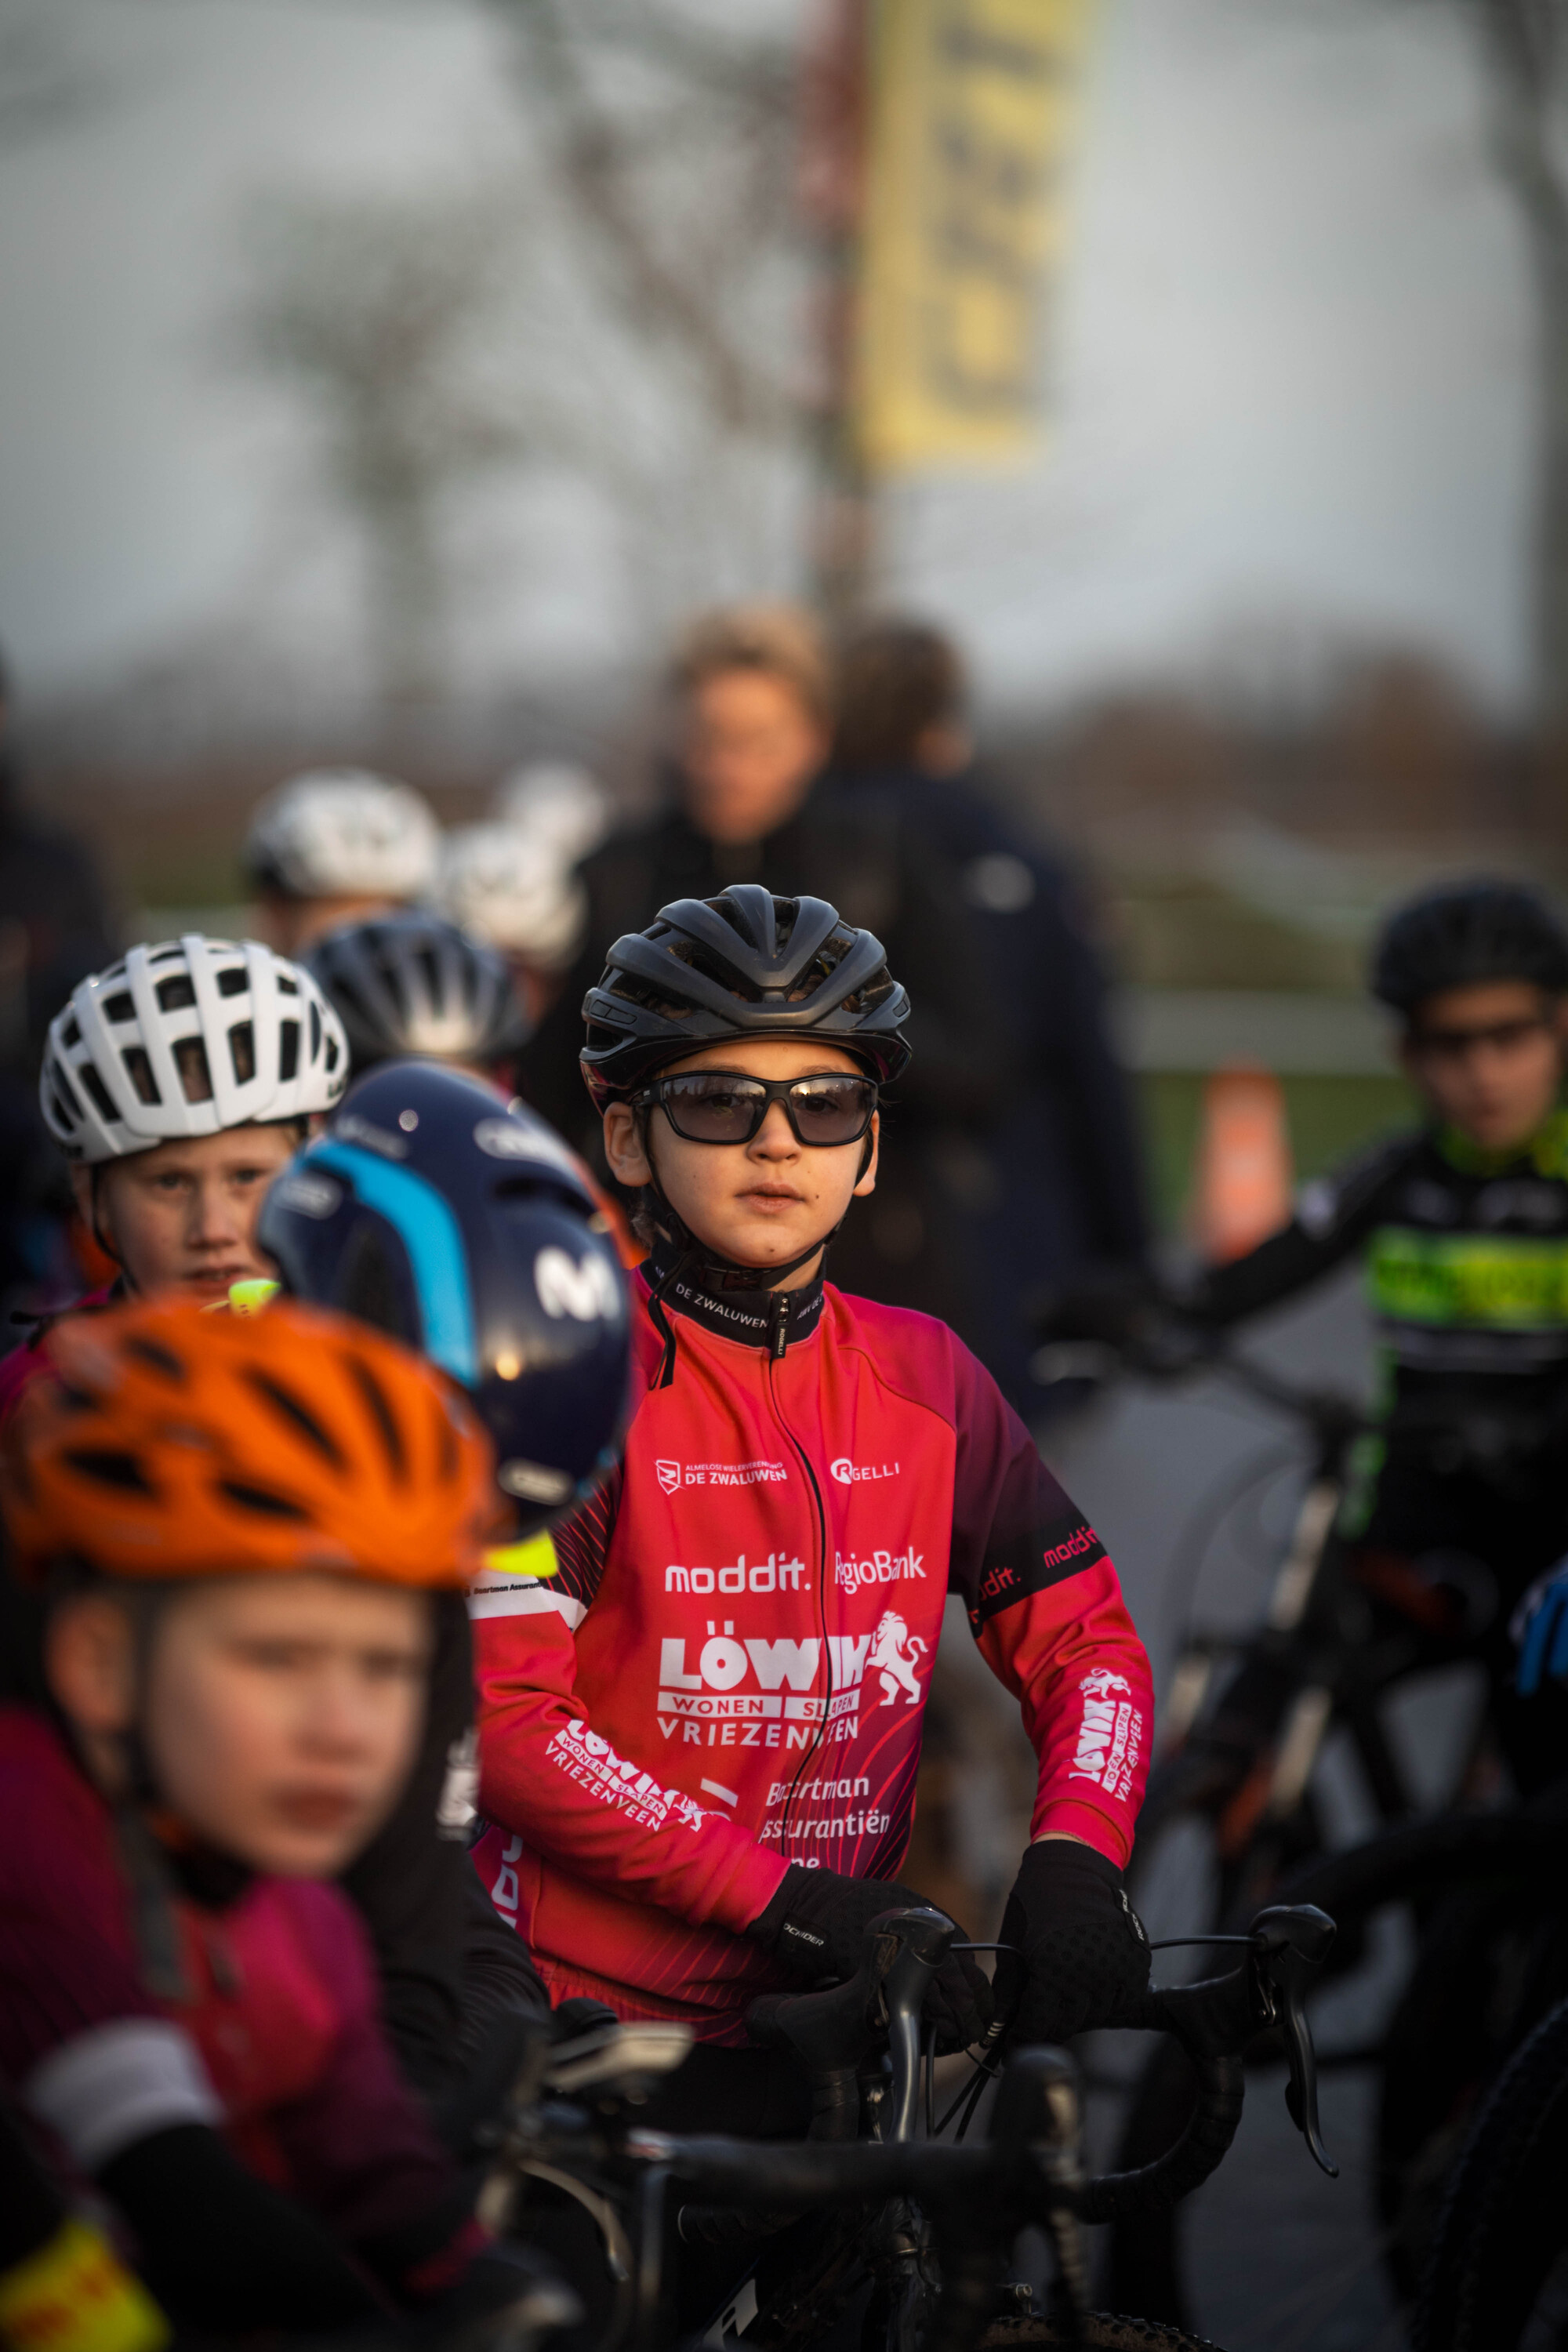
[472, 1261, 1152, 2042]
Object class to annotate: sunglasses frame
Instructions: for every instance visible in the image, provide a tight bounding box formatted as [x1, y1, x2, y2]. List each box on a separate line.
[635, 1069, 879, 1148]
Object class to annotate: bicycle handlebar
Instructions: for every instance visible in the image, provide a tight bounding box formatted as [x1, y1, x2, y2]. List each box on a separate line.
[636, 1899, 1338, 2228]
[621, 1901, 1337, 2227]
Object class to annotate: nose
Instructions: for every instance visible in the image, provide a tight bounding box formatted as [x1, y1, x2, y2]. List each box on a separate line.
[299, 1660, 372, 1758]
[186, 1175, 243, 1249]
[748, 1100, 800, 1157]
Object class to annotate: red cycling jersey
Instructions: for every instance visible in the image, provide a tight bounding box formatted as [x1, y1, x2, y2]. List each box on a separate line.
[472, 1254, 1152, 2041]
[0, 1287, 116, 1430]
[0, 1708, 468, 2289]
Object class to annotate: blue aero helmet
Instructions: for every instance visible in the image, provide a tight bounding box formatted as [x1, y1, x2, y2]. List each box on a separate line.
[259, 1060, 629, 1534]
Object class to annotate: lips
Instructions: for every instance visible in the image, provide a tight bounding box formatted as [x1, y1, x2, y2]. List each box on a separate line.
[185, 1267, 249, 1296]
[270, 1788, 363, 1834]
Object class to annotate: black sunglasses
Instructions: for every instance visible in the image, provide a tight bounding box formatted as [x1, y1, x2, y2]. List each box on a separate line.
[637, 1069, 878, 1147]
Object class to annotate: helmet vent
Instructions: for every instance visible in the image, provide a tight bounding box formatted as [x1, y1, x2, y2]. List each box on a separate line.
[175, 1037, 214, 1104]
[278, 1021, 299, 1082]
[344, 1354, 406, 1483]
[229, 1022, 256, 1086]
[606, 971, 693, 1022]
[156, 975, 197, 1011]
[63, 1446, 153, 1494]
[77, 1062, 117, 1125]
[216, 967, 248, 999]
[219, 1479, 308, 1520]
[245, 1369, 343, 1466]
[122, 1047, 161, 1107]
[102, 993, 135, 1025]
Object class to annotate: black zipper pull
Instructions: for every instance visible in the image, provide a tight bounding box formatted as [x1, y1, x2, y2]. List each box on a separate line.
[768, 1290, 789, 1360]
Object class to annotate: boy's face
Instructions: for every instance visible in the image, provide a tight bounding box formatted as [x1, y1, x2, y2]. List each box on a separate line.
[71, 1126, 298, 1300]
[602, 1037, 878, 1284]
[49, 1575, 432, 1878]
[1401, 980, 1568, 1155]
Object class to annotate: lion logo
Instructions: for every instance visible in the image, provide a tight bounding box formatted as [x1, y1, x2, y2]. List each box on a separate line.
[1079, 1668, 1131, 1701]
[869, 1610, 927, 1707]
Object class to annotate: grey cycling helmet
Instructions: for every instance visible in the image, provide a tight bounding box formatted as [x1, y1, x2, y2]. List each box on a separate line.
[580, 884, 911, 1111]
[1371, 880, 1568, 1016]
[309, 910, 530, 1073]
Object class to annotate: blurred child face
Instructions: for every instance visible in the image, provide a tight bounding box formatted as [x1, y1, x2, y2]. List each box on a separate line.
[49, 1575, 432, 1878]
[680, 669, 828, 847]
[602, 1037, 878, 1283]
[1401, 981, 1568, 1156]
[71, 1126, 297, 1301]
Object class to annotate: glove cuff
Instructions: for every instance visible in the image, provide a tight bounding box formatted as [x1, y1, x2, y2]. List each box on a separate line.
[1016, 1835, 1123, 1899]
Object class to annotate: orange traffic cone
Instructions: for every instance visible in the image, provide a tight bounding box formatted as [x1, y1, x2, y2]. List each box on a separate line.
[1192, 1065, 1294, 1264]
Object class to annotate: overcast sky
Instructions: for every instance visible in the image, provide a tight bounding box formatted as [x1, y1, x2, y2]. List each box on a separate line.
[0, 0, 1537, 718]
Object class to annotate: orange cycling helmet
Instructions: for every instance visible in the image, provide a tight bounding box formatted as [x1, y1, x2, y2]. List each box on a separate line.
[2, 1295, 499, 1588]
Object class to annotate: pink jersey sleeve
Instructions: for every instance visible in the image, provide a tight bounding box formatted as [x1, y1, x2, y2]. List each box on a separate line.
[473, 1584, 789, 1938]
[945, 1342, 1152, 1866]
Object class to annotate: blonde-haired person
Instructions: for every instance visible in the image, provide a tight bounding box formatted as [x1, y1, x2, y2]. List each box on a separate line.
[516, 604, 1004, 1334]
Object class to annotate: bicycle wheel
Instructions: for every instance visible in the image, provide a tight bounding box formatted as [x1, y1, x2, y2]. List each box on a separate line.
[977, 2313, 1226, 2348]
[1107, 1812, 1568, 2328]
[1415, 1992, 1568, 2352]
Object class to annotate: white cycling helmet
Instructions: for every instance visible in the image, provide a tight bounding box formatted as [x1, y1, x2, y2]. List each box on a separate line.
[244, 768, 440, 902]
[492, 761, 611, 868]
[437, 823, 587, 971]
[40, 936, 349, 1164]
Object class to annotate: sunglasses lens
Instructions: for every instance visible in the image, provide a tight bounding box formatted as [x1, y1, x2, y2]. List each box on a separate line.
[660, 1075, 765, 1141]
[789, 1077, 875, 1142]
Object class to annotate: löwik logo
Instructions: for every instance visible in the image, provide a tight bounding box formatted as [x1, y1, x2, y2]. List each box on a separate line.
[830, 1457, 899, 1485]
[1069, 1668, 1140, 1802]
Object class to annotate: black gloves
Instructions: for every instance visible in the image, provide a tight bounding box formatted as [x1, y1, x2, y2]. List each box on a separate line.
[749, 1864, 993, 2051]
[993, 1838, 1150, 2045]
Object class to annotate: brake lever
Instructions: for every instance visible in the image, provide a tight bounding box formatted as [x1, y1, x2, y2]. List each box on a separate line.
[1248, 1904, 1338, 2177]
[877, 1907, 956, 2143]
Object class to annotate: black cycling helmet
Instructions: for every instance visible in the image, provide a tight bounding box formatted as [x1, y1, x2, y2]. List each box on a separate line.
[258, 1061, 628, 1531]
[580, 884, 911, 1111]
[309, 910, 529, 1074]
[1370, 879, 1568, 1018]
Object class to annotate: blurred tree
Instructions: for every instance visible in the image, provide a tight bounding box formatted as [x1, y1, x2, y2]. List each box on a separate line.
[0, 7, 102, 151]
[484, 0, 840, 622]
[232, 5, 835, 696]
[1460, 0, 1568, 726]
[234, 186, 530, 705]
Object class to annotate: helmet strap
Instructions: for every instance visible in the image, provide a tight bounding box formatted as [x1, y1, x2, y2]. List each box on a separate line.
[86, 1164, 129, 1284]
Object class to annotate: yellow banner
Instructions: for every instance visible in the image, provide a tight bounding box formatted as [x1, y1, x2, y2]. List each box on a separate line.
[853, 0, 1094, 474]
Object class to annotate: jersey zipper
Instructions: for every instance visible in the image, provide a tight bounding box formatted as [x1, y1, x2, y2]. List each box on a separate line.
[764, 1309, 833, 1845]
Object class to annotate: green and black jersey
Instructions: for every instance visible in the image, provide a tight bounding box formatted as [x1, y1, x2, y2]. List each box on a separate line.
[1186, 1111, 1568, 1394]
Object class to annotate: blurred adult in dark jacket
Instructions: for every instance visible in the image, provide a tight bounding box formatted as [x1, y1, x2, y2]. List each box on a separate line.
[516, 603, 1004, 1335]
[827, 619, 1150, 1414]
[0, 645, 117, 1316]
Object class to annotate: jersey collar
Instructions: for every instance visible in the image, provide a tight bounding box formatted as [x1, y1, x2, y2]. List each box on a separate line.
[642, 1235, 826, 1354]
